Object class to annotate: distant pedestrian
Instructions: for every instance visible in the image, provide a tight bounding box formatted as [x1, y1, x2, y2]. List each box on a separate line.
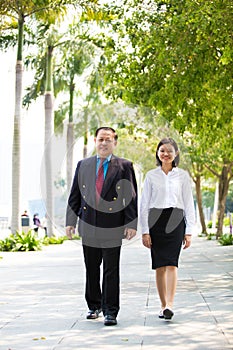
[21, 210, 30, 231]
[33, 213, 47, 236]
[140, 137, 195, 320]
[41, 214, 48, 237]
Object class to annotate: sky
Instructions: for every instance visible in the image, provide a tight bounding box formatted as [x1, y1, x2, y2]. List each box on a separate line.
[0, 50, 86, 219]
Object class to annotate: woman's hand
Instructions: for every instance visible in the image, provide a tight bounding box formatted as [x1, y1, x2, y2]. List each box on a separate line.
[142, 233, 152, 248]
[183, 234, 192, 249]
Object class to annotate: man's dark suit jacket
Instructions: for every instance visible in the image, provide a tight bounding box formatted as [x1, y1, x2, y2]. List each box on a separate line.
[66, 155, 138, 247]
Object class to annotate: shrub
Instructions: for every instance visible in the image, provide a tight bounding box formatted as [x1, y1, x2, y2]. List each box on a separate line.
[223, 217, 230, 226]
[0, 235, 16, 251]
[218, 234, 233, 246]
[42, 234, 80, 245]
[207, 233, 216, 240]
[207, 221, 212, 228]
[42, 235, 68, 245]
[13, 230, 42, 251]
[207, 220, 219, 229]
[0, 232, 81, 252]
[208, 216, 232, 228]
[0, 230, 42, 252]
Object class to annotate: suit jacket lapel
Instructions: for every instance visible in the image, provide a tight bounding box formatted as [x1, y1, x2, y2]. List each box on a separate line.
[80, 156, 96, 206]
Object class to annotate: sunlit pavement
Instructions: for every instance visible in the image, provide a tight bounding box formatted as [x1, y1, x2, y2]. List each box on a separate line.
[0, 234, 232, 350]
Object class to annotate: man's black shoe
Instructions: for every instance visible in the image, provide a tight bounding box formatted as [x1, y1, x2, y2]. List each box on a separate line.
[104, 315, 117, 326]
[86, 309, 101, 319]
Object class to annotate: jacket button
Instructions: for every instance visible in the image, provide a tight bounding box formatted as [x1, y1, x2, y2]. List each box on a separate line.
[109, 207, 113, 211]
[82, 185, 86, 188]
[83, 195, 86, 199]
[117, 186, 120, 189]
[113, 197, 117, 201]
[83, 206, 87, 210]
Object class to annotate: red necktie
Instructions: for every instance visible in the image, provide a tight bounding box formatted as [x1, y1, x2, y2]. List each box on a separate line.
[96, 159, 104, 204]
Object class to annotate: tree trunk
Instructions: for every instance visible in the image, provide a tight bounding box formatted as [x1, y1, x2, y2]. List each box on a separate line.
[195, 174, 207, 234]
[83, 108, 88, 159]
[66, 80, 75, 192]
[44, 92, 54, 236]
[44, 45, 54, 236]
[212, 182, 219, 231]
[66, 122, 74, 192]
[12, 62, 23, 233]
[11, 16, 24, 233]
[216, 165, 231, 238]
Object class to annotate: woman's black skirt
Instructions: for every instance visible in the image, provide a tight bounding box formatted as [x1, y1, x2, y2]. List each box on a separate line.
[148, 207, 186, 269]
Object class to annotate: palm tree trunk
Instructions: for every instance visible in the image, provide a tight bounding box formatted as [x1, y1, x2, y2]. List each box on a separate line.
[66, 80, 75, 192]
[44, 45, 54, 236]
[11, 16, 24, 233]
[83, 108, 88, 158]
[66, 122, 74, 192]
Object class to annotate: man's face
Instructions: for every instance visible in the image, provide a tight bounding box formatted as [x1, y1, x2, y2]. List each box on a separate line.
[95, 129, 117, 158]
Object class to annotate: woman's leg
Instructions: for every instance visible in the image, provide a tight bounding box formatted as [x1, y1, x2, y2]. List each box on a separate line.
[166, 266, 177, 309]
[155, 266, 167, 309]
[156, 265, 177, 310]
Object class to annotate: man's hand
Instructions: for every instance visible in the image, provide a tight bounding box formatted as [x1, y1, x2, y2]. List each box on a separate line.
[66, 226, 75, 240]
[124, 228, 137, 240]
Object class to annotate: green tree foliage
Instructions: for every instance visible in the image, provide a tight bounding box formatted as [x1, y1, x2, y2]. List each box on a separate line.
[100, 1, 232, 120]
[98, 0, 233, 235]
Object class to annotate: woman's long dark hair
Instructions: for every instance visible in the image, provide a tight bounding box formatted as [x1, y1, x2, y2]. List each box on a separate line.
[156, 137, 180, 167]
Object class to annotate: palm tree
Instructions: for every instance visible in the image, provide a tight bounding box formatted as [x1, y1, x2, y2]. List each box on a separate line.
[23, 20, 97, 233]
[44, 33, 55, 236]
[56, 34, 95, 191]
[23, 11, 106, 198]
[0, 0, 100, 234]
[0, 0, 72, 233]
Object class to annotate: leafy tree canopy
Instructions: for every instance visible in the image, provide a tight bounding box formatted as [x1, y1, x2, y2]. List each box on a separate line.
[99, 0, 232, 133]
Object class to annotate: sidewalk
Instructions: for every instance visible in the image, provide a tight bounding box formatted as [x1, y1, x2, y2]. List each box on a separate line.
[0, 235, 232, 350]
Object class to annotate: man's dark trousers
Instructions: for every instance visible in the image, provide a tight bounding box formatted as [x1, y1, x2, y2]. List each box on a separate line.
[83, 244, 121, 317]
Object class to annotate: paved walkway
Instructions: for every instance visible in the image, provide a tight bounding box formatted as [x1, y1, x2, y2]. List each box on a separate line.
[0, 235, 232, 350]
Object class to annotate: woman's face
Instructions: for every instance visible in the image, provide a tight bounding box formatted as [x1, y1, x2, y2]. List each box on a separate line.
[157, 143, 177, 165]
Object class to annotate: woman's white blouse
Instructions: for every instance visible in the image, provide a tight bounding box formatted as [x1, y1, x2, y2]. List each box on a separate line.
[140, 167, 196, 235]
